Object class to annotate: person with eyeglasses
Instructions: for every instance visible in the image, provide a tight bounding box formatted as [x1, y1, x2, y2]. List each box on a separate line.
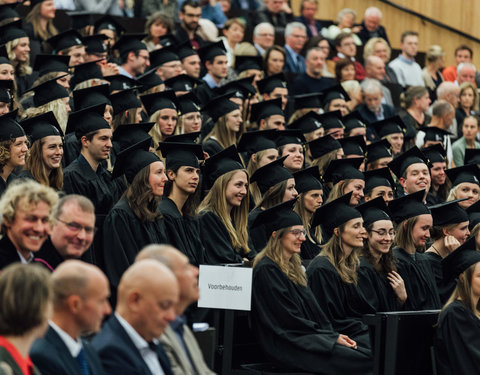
[36, 195, 96, 270]
[252, 199, 373, 374]
[112, 34, 150, 79]
[357, 197, 407, 312]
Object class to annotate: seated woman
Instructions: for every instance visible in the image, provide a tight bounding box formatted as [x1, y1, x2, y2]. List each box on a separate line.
[452, 115, 480, 167]
[423, 144, 449, 206]
[197, 146, 252, 264]
[365, 140, 393, 171]
[321, 8, 362, 45]
[174, 93, 203, 135]
[455, 82, 478, 133]
[371, 116, 406, 157]
[389, 190, 442, 310]
[435, 239, 480, 375]
[287, 111, 323, 165]
[307, 192, 375, 347]
[425, 199, 470, 303]
[343, 111, 367, 140]
[142, 11, 174, 51]
[276, 129, 305, 173]
[324, 157, 365, 206]
[308, 134, 344, 175]
[293, 167, 324, 258]
[24, 0, 57, 60]
[398, 86, 431, 148]
[252, 199, 373, 374]
[446, 164, 480, 209]
[102, 138, 168, 291]
[18, 111, 63, 190]
[157, 142, 205, 266]
[357, 197, 407, 311]
[363, 167, 395, 204]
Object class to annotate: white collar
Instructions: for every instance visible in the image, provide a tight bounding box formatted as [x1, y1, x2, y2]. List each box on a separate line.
[49, 321, 83, 357]
[115, 312, 158, 351]
[17, 250, 33, 264]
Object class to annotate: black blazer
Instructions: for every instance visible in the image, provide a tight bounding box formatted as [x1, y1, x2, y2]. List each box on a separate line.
[30, 326, 106, 375]
[92, 315, 174, 375]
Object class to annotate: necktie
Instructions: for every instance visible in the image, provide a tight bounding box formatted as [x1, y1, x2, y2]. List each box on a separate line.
[173, 320, 198, 375]
[76, 349, 91, 375]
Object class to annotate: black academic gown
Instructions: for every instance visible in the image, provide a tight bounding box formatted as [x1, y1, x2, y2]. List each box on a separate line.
[35, 238, 64, 270]
[300, 227, 322, 260]
[307, 256, 375, 346]
[158, 197, 205, 266]
[202, 137, 223, 157]
[0, 234, 54, 271]
[0, 173, 17, 197]
[247, 207, 267, 253]
[62, 133, 81, 168]
[393, 247, 442, 310]
[435, 300, 480, 375]
[424, 251, 456, 304]
[252, 256, 373, 374]
[102, 198, 168, 289]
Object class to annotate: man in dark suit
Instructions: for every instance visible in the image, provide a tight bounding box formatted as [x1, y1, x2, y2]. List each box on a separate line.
[255, 0, 294, 35]
[30, 261, 111, 375]
[92, 260, 178, 375]
[296, 0, 329, 38]
[357, 6, 390, 46]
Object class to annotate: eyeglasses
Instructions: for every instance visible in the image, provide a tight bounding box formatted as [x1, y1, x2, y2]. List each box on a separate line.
[370, 229, 395, 238]
[57, 218, 95, 235]
[288, 229, 307, 238]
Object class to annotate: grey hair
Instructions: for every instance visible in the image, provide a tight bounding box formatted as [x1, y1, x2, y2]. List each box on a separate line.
[432, 100, 453, 118]
[337, 8, 357, 24]
[254, 22, 274, 37]
[436, 81, 458, 100]
[361, 78, 382, 95]
[285, 22, 306, 38]
[457, 62, 476, 74]
[364, 6, 382, 19]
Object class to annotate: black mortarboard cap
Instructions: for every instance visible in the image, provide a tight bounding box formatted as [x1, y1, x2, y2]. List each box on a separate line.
[202, 92, 239, 122]
[0, 110, 24, 141]
[322, 84, 350, 105]
[275, 129, 305, 147]
[67, 11, 93, 30]
[165, 131, 201, 144]
[442, 237, 480, 281]
[237, 129, 277, 160]
[371, 116, 406, 138]
[257, 73, 287, 95]
[308, 134, 341, 159]
[0, 79, 12, 103]
[111, 88, 142, 115]
[420, 126, 451, 144]
[177, 40, 197, 60]
[113, 138, 160, 184]
[197, 41, 226, 64]
[293, 92, 323, 110]
[203, 145, 244, 187]
[30, 0, 49, 7]
[388, 190, 430, 224]
[465, 149, 480, 165]
[250, 156, 292, 193]
[20, 111, 63, 143]
[252, 198, 302, 234]
[343, 111, 366, 132]
[466, 200, 480, 229]
[0, 4, 19, 22]
[356, 196, 392, 227]
[388, 146, 428, 179]
[250, 98, 284, 123]
[73, 84, 111, 110]
[113, 122, 153, 151]
[293, 166, 323, 194]
[66, 104, 110, 138]
[287, 111, 323, 134]
[364, 167, 395, 194]
[158, 142, 204, 170]
[0, 20, 27, 44]
[216, 76, 256, 100]
[324, 157, 364, 183]
[235, 55, 263, 73]
[113, 33, 147, 57]
[445, 164, 480, 187]
[46, 29, 83, 53]
[136, 68, 163, 93]
[317, 110, 344, 131]
[339, 135, 366, 157]
[421, 143, 446, 164]
[312, 192, 361, 234]
[33, 54, 70, 77]
[140, 90, 177, 116]
[94, 15, 125, 35]
[104, 74, 137, 93]
[164, 74, 202, 93]
[29, 75, 69, 106]
[429, 198, 469, 226]
[83, 34, 108, 54]
[0, 45, 10, 65]
[365, 139, 392, 165]
[176, 92, 201, 116]
[70, 60, 104, 88]
[150, 45, 180, 68]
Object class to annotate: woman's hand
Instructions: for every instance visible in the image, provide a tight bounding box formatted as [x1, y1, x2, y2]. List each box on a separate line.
[388, 271, 407, 304]
[337, 334, 357, 349]
[444, 235, 461, 254]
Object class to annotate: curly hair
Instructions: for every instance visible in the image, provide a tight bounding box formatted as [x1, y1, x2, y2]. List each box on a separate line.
[0, 138, 14, 173]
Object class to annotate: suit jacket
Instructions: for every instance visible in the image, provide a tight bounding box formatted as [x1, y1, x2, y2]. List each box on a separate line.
[284, 46, 305, 74]
[254, 9, 293, 34]
[0, 347, 41, 375]
[30, 326, 105, 375]
[296, 16, 329, 38]
[357, 22, 390, 45]
[160, 324, 216, 375]
[92, 315, 174, 375]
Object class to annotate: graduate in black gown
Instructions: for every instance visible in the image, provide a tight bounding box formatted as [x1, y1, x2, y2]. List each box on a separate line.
[157, 142, 205, 266]
[388, 190, 442, 310]
[323, 157, 365, 206]
[197, 145, 254, 264]
[102, 138, 169, 291]
[364, 139, 392, 172]
[292, 166, 324, 259]
[466, 200, 480, 250]
[424, 199, 469, 303]
[307, 192, 375, 348]
[357, 197, 407, 311]
[252, 199, 373, 374]
[422, 144, 449, 206]
[362, 167, 395, 204]
[276, 129, 306, 173]
[434, 239, 480, 375]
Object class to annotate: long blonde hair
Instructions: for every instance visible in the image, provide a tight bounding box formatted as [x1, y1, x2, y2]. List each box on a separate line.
[311, 149, 340, 175]
[197, 169, 250, 254]
[253, 227, 307, 286]
[22, 99, 69, 134]
[246, 149, 274, 206]
[25, 3, 58, 41]
[203, 113, 245, 149]
[325, 179, 353, 204]
[24, 138, 63, 190]
[148, 109, 177, 150]
[6, 39, 32, 76]
[294, 192, 323, 244]
[394, 216, 420, 252]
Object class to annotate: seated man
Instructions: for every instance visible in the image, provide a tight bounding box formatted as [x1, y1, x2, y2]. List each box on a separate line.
[92, 260, 178, 375]
[296, 0, 329, 38]
[293, 47, 335, 94]
[252, 22, 275, 56]
[332, 32, 365, 80]
[357, 7, 390, 45]
[255, 0, 294, 36]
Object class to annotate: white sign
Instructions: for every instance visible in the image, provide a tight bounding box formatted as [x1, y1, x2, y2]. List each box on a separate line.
[198, 265, 252, 311]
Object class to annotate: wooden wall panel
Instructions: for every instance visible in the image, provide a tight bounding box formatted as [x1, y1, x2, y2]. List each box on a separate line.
[291, 0, 480, 67]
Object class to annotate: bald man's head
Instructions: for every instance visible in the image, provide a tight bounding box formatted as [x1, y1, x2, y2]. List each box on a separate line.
[365, 55, 385, 80]
[117, 260, 179, 341]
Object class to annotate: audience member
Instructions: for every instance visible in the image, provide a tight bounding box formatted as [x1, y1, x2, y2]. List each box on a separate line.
[442, 45, 473, 82]
[252, 22, 275, 56]
[364, 55, 393, 106]
[357, 6, 389, 45]
[452, 115, 480, 167]
[422, 45, 445, 102]
[296, 0, 328, 38]
[283, 22, 307, 73]
[176, 0, 205, 49]
[456, 62, 476, 86]
[363, 37, 398, 83]
[255, 0, 294, 35]
[293, 47, 335, 94]
[321, 8, 362, 45]
[263, 46, 286, 77]
[333, 32, 365, 80]
[388, 31, 424, 87]
[357, 78, 395, 130]
[456, 82, 478, 132]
